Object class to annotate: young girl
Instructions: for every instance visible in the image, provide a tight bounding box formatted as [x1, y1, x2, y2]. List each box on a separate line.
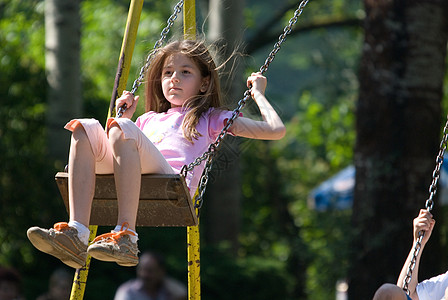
[27, 40, 286, 269]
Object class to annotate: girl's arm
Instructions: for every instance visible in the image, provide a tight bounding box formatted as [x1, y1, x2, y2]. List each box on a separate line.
[230, 72, 286, 140]
[397, 209, 435, 300]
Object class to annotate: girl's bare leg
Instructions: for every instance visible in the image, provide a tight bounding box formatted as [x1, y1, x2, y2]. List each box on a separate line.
[68, 125, 95, 227]
[108, 124, 141, 231]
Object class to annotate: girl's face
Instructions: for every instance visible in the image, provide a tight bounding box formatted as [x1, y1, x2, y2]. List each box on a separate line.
[161, 53, 209, 108]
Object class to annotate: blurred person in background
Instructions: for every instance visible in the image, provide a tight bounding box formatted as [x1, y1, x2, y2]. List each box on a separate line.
[114, 251, 187, 300]
[0, 267, 24, 300]
[36, 268, 72, 300]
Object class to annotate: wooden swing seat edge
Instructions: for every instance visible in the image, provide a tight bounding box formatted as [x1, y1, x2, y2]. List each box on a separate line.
[55, 172, 198, 227]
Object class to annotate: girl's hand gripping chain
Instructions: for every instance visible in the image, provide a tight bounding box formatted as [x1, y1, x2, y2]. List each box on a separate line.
[413, 209, 435, 246]
[247, 72, 267, 98]
[116, 91, 140, 119]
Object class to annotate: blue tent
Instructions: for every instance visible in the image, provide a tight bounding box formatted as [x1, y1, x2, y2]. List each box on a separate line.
[309, 159, 448, 211]
[438, 156, 448, 205]
[309, 166, 355, 211]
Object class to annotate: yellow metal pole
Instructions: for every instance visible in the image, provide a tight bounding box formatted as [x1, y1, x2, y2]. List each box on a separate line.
[187, 219, 201, 300]
[108, 0, 144, 118]
[69, 226, 97, 300]
[183, 0, 196, 39]
[184, 2, 200, 299]
[69, 1, 143, 299]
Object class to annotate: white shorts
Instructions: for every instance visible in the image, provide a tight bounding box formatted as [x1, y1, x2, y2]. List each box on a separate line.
[64, 118, 175, 175]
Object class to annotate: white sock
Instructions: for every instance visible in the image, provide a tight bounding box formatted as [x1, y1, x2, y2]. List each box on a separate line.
[68, 221, 90, 245]
[113, 225, 138, 243]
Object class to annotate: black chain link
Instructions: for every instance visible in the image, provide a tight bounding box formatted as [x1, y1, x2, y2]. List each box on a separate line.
[402, 115, 448, 294]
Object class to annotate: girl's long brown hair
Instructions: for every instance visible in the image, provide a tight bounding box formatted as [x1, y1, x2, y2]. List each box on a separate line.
[145, 40, 222, 143]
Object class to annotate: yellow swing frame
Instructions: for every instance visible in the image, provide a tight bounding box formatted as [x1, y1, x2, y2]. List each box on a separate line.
[66, 1, 201, 299]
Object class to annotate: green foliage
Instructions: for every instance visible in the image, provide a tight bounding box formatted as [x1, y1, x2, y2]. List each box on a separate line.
[238, 1, 362, 297]
[239, 90, 356, 298]
[0, 0, 49, 259]
[0, 1, 67, 298]
[201, 246, 295, 299]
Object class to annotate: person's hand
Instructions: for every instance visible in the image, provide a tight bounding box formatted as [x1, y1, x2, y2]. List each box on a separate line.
[247, 72, 267, 98]
[116, 90, 139, 119]
[413, 209, 435, 246]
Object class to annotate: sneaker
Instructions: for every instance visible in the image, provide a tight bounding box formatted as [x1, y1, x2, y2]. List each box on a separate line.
[87, 223, 139, 267]
[27, 222, 87, 269]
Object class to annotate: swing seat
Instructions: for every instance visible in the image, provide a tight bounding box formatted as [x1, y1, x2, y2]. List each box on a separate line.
[55, 172, 198, 227]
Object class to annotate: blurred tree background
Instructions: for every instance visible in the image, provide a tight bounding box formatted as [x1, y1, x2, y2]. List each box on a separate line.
[0, 0, 447, 299]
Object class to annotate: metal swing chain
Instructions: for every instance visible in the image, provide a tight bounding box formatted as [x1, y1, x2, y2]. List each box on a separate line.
[180, 0, 310, 211]
[117, 0, 184, 117]
[402, 115, 448, 294]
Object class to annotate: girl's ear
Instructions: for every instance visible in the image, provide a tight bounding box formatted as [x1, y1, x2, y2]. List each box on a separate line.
[200, 76, 210, 93]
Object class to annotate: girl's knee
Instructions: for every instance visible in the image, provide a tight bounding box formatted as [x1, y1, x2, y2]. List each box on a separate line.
[108, 123, 125, 143]
[71, 123, 88, 141]
[107, 119, 139, 150]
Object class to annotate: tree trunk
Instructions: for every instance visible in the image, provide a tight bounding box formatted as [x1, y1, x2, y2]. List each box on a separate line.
[45, 0, 82, 164]
[204, 0, 245, 253]
[348, 1, 448, 299]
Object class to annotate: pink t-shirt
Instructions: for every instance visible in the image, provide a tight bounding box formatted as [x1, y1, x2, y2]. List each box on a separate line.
[135, 107, 235, 196]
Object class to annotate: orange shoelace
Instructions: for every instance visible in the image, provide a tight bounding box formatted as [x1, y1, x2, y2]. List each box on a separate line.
[54, 222, 70, 231]
[92, 222, 135, 244]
